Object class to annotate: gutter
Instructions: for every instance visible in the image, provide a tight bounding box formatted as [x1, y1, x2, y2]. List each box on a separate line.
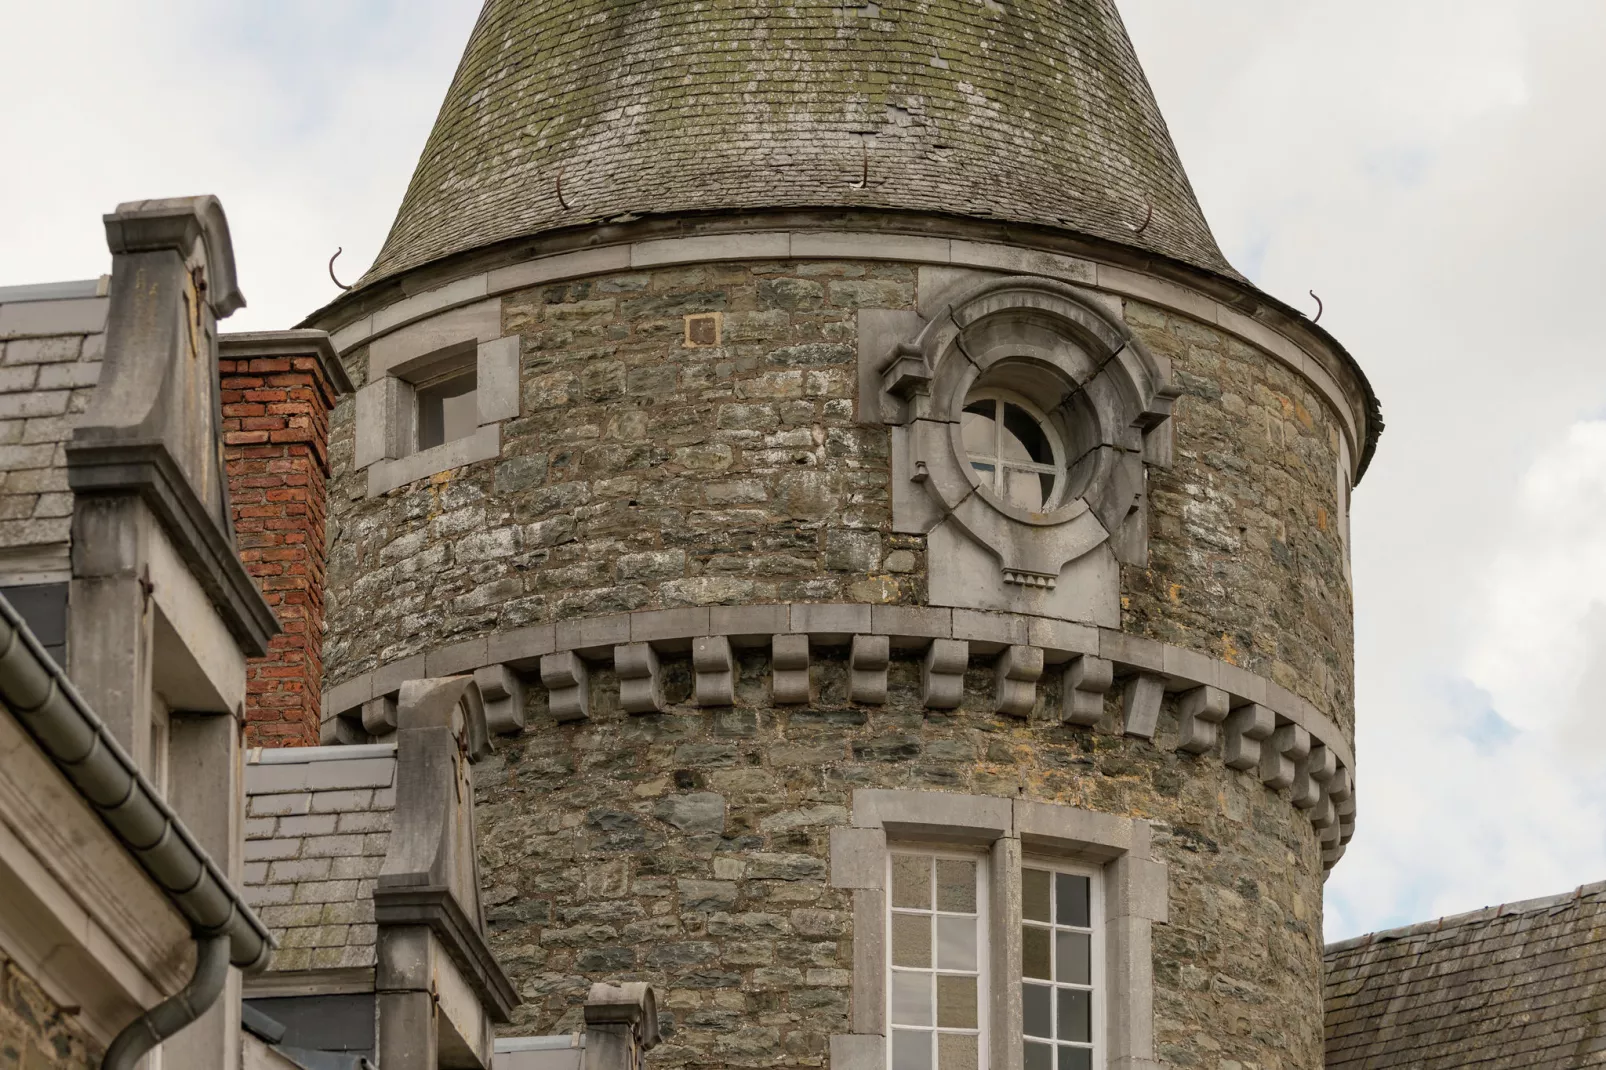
[0, 594, 275, 1057]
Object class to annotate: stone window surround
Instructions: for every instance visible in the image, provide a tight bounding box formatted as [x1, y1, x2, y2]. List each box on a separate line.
[321, 603, 1356, 871]
[352, 297, 520, 498]
[829, 789, 1167, 1070]
[321, 228, 1372, 487]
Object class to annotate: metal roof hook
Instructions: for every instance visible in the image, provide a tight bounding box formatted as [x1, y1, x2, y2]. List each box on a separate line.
[328, 248, 352, 292]
[556, 168, 571, 211]
[1129, 197, 1153, 235]
[1310, 289, 1324, 324]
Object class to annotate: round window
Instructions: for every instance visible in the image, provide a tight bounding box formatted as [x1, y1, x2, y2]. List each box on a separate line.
[961, 391, 1065, 511]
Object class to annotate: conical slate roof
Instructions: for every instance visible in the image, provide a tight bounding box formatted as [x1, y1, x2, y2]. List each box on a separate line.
[359, 0, 1236, 288]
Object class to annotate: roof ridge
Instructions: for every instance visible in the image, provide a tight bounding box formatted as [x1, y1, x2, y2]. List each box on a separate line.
[1325, 879, 1606, 956]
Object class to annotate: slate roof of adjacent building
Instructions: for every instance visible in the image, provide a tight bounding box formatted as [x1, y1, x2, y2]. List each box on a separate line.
[0, 278, 108, 582]
[1324, 880, 1606, 1068]
[357, 0, 1237, 289]
[243, 744, 398, 971]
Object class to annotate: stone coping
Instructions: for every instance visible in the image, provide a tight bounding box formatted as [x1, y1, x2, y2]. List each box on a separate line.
[321, 230, 1374, 484]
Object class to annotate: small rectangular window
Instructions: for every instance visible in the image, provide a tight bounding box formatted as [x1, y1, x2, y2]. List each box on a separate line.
[415, 367, 478, 451]
[1021, 864, 1102, 1070]
[888, 850, 988, 1070]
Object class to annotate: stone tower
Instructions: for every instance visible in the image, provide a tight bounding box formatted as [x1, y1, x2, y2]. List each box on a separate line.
[309, 2, 1379, 1069]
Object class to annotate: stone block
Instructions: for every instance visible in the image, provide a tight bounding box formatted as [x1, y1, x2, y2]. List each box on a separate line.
[828, 827, 886, 890]
[849, 634, 889, 705]
[1062, 655, 1113, 726]
[790, 603, 871, 643]
[993, 645, 1043, 718]
[614, 643, 665, 715]
[875, 605, 952, 647]
[540, 651, 589, 723]
[1222, 703, 1274, 771]
[324, 673, 372, 719]
[693, 636, 735, 707]
[1176, 685, 1228, 754]
[921, 639, 968, 709]
[1259, 723, 1310, 792]
[426, 636, 487, 678]
[851, 888, 885, 1034]
[557, 612, 632, 654]
[1098, 629, 1164, 673]
[1290, 740, 1333, 811]
[831, 1034, 886, 1070]
[631, 607, 709, 650]
[361, 695, 397, 736]
[1121, 673, 1165, 740]
[475, 663, 527, 734]
[486, 623, 556, 669]
[711, 603, 789, 644]
[372, 654, 425, 699]
[353, 377, 408, 469]
[476, 335, 521, 423]
[951, 608, 1028, 652]
[771, 634, 810, 705]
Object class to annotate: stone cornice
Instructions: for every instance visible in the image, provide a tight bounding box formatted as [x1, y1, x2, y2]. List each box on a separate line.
[301, 211, 1380, 484]
[323, 604, 1356, 871]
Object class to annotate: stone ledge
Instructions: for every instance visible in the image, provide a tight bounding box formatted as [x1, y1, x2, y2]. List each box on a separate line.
[321, 603, 1357, 872]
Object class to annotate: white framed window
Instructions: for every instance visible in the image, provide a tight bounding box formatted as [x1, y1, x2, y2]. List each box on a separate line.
[1021, 863, 1103, 1070]
[831, 791, 1166, 1070]
[960, 390, 1066, 513]
[887, 849, 990, 1070]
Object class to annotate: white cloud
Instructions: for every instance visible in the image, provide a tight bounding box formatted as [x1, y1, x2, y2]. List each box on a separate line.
[3, 2, 1603, 944]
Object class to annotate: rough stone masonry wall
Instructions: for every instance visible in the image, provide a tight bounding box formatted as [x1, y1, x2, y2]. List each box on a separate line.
[324, 260, 1354, 733]
[0, 954, 99, 1069]
[472, 654, 1328, 1070]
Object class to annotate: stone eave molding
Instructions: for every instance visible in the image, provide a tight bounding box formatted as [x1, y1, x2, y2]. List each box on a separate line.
[301, 212, 1380, 483]
[322, 603, 1356, 872]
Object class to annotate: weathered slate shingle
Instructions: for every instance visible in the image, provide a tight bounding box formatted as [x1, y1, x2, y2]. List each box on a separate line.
[359, 0, 1236, 289]
[243, 743, 397, 971]
[1324, 881, 1606, 1068]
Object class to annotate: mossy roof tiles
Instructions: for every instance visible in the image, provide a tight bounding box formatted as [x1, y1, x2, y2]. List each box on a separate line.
[359, 0, 1236, 289]
[1324, 882, 1606, 1068]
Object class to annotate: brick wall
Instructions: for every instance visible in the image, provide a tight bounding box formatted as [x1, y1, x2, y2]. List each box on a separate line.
[221, 334, 347, 748]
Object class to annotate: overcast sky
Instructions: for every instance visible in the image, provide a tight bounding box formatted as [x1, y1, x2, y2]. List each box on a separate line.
[2, 2, 1602, 943]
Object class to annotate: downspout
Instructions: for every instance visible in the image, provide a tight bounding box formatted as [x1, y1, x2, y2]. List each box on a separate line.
[101, 933, 231, 1070]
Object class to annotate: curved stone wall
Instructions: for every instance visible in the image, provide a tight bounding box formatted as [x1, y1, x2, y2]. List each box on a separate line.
[471, 653, 1327, 1069]
[326, 256, 1354, 732]
[319, 240, 1362, 1070]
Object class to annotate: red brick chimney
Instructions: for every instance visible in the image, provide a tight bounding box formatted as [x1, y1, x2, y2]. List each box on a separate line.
[219, 331, 352, 747]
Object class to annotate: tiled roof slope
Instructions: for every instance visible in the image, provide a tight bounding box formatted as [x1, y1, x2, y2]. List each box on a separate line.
[1324, 881, 1606, 1068]
[360, 0, 1236, 288]
[0, 279, 108, 580]
[243, 744, 397, 971]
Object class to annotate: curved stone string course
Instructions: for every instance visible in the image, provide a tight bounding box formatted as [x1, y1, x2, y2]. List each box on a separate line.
[323, 602, 1356, 871]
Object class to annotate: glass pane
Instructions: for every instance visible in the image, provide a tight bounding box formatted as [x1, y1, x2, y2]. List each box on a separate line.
[935, 859, 977, 913]
[936, 975, 978, 1029]
[892, 913, 932, 968]
[1058, 988, 1091, 1043]
[1023, 983, 1052, 1038]
[1058, 1046, 1092, 1070]
[938, 1032, 978, 1070]
[1056, 873, 1090, 928]
[936, 915, 977, 971]
[891, 972, 933, 1026]
[961, 406, 995, 455]
[1002, 403, 1053, 464]
[1056, 930, 1090, 985]
[892, 855, 932, 910]
[1023, 869, 1051, 922]
[1023, 925, 1051, 979]
[1003, 466, 1046, 510]
[893, 1029, 933, 1070]
[1024, 1041, 1054, 1070]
